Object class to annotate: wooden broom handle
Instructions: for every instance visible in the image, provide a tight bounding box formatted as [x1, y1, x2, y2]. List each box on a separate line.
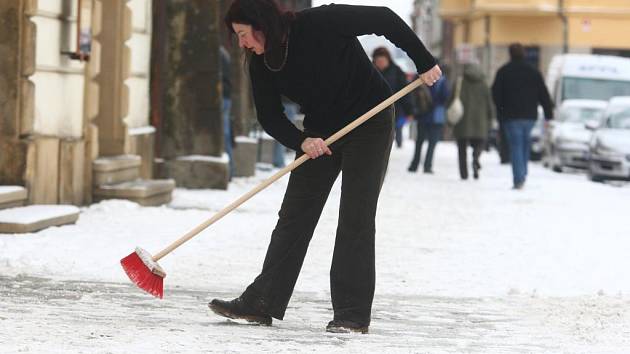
[153, 78, 425, 261]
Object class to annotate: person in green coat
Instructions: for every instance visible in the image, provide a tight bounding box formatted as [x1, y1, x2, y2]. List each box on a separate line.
[452, 63, 494, 180]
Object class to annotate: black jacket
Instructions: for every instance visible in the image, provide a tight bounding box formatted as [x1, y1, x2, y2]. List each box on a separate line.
[491, 59, 554, 121]
[249, 5, 436, 151]
[379, 63, 412, 117]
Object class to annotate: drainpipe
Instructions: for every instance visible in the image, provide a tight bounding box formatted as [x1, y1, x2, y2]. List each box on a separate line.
[484, 15, 491, 79]
[558, 0, 568, 53]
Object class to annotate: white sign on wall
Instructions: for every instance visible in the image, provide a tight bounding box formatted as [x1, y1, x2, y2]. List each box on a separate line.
[582, 19, 592, 33]
[456, 43, 477, 64]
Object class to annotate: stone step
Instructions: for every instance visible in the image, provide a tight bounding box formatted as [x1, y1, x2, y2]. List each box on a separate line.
[234, 136, 257, 177]
[0, 205, 80, 234]
[93, 155, 141, 172]
[257, 135, 276, 165]
[93, 167, 140, 186]
[162, 155, 229, 190]
[93, 179, 175, 206]
[0, 186, 28, 210]
[93, 155, 142, 186]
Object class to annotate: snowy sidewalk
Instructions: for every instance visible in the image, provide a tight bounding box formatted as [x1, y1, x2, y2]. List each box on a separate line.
[2, 141, 630, 353]
[2, 275, 628, 353]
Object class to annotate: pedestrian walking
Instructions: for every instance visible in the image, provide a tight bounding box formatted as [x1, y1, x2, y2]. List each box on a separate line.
[211, 0, 441, 334]
[491, 43, 553, 189]
[220, 46, 235, 180]
[408, 71, 449, 174]
[372, 47, 414, 148]
[452, 63, 494, 180]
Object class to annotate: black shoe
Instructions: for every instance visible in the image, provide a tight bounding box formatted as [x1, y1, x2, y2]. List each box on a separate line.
[512, 182, 524, 190]
[408, 166, 418, 173]
[209, 297, 272, 326]
[423, 169, 433, 174]
[473, 170, 479, 179]
[326, 320, 369, 334]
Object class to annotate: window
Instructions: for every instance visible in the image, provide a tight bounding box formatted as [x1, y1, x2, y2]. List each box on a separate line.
[562, 77, 630, 101]
[608, 108, 630, 129]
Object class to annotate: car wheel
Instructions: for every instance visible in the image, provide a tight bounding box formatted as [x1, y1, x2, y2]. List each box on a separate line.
[552, 164, 563, 173]
[588, 170, 604, 182]
[530, 152, 542, 161]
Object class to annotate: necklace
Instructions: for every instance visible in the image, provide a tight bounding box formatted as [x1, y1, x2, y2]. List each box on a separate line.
[264, 29, 290, 72]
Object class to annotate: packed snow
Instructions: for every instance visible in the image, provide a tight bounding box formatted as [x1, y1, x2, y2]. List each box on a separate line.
[0, 205, 79, 224]
[176, 154, 230, 164]
[1, 141, 630, 353]
[0, 186, 26, 195]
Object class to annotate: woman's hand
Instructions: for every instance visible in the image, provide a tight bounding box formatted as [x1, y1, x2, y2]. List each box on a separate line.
[420, 64, 442, 86]
[301, 137, 332, 159]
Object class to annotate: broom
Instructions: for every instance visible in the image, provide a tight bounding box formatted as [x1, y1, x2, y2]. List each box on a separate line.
[121, 77, 426, 298]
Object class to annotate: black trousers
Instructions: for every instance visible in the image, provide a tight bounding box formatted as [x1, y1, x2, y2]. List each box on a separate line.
[456, 138, 484, 179]
[409, 122, 443, 172]
[241, 106, 395, 326]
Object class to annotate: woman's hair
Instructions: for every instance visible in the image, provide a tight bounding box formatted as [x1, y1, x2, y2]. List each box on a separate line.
[372, 47, 393, 63]
[509, 43, 525, 61]
[224, 0, 295, 66]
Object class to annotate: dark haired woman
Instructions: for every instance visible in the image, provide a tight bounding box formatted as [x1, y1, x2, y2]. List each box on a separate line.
[372, 46, 414, 148]
[211, 0, 441, 334]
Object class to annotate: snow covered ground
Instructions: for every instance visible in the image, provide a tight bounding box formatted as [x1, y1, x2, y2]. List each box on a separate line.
[2, 141, 630, 353]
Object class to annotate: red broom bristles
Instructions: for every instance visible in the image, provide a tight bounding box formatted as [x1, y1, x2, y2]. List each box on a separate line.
[121, 250, 164, 299]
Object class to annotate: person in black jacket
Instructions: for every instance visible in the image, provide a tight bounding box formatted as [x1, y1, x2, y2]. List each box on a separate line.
[372, 47, 413, 148]
[220, 46, 235, 179]
[492, 43, 553, 189]
[211, 0, 441, 334]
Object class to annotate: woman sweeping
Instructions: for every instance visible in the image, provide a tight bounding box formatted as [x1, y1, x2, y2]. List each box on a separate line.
[211, 0, 441, 334]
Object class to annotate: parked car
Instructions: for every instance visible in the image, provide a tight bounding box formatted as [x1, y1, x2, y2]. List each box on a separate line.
[545, 99, 607, 172]
[587, 96, 630, 181]
[546, 54, 630, 106]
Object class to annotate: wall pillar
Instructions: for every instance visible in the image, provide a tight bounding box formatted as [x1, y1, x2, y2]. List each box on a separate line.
[154, 0, 227, 189]
[0, 0, 45, 203]
[94, 0, 131, 156]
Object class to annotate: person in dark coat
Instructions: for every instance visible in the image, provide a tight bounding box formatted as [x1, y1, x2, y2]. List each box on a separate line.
[408, 72, 449, 174]
[453, 63, 494, 180]
[220, 46, 235, 179]
[492, 43, 553, 189]
[372, 47, 413, 148]
[213, 0, 441, 334]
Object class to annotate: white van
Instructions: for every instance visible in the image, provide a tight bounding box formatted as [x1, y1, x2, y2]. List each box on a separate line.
[546, 54, 630, 105]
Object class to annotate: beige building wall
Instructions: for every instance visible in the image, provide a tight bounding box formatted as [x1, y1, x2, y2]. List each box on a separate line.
[489, 16, 562, 45]
[568, 16, 630, 49]
[13, 0, 88, 204]
[30, 0, 86, 138]
[0, 0, 155, 204]
[468, 16, 486, 46]
[125, 0, 154, 179]
[126, 0, 152, 130]
[474, 0, 557, 10]
[567, 0, 630, 12]
[441, 0, 630, 81]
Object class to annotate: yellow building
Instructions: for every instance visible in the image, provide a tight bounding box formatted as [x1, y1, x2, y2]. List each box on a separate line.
[440, 0, 630, 78]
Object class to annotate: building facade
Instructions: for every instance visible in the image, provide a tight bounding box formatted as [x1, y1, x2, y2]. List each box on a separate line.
[439, 0, 630, 79]
[412, 0, 443, 60]
[0, 0, 167, 206]
[0, 0, 313, 208]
